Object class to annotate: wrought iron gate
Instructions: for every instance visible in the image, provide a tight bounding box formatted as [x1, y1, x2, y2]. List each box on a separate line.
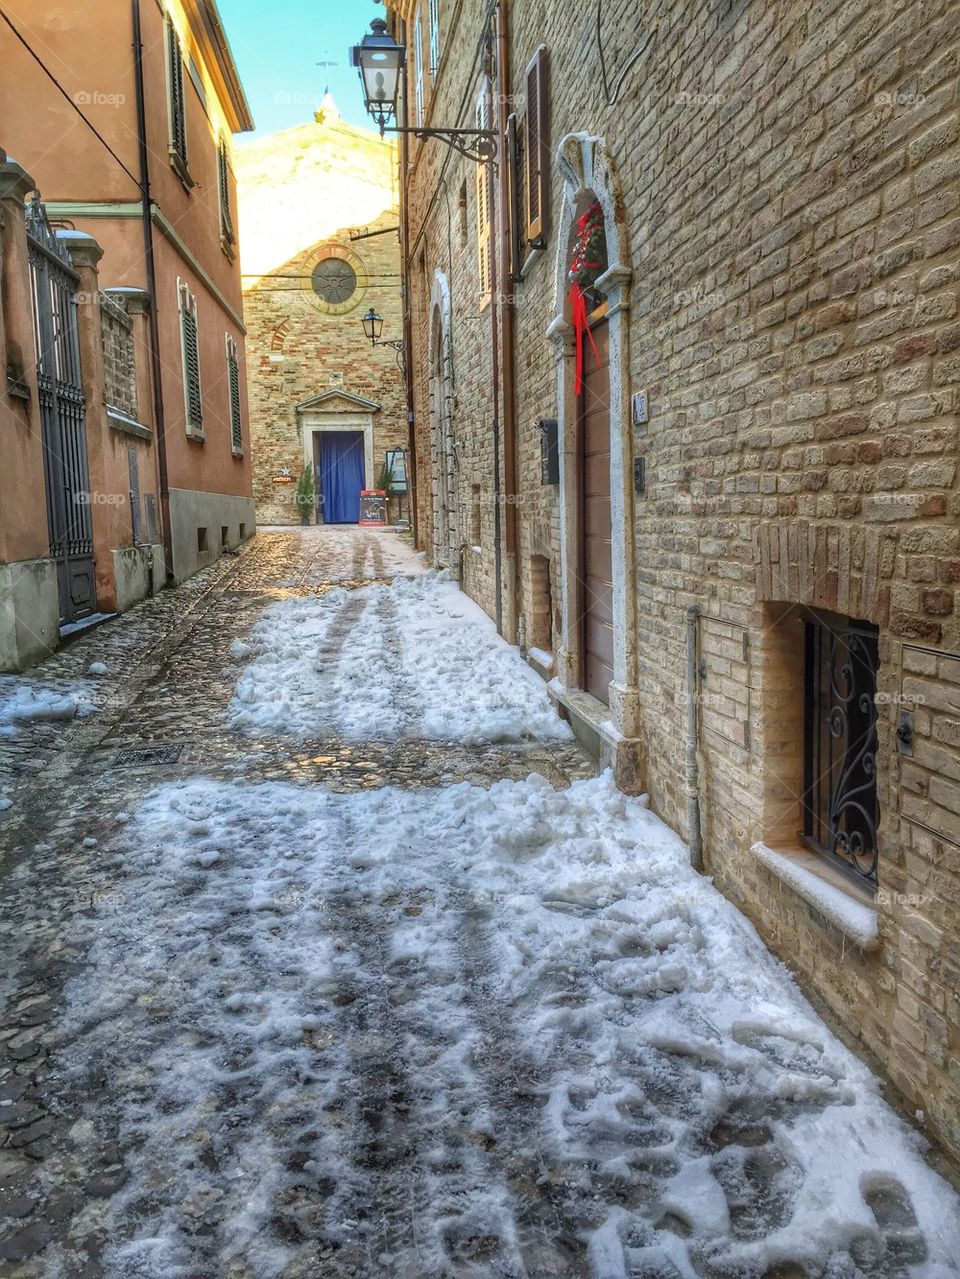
[26, 194, 97, 625]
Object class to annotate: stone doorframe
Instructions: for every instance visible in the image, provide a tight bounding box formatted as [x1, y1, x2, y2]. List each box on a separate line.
[545, 132, 642, 790]
[428, 270, 459, 570]
[296, 390, 381, 521]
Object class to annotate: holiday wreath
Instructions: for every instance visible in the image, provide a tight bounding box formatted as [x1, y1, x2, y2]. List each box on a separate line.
[568, 199, 608, 394]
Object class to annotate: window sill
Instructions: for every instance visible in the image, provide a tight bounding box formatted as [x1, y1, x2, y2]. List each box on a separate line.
[169, 149, 195, 192]
[186, 427, 205, 443]
[520, 244, 545, 278]
[220, 232, 237, 262]
[750, 841, 879, 951]
[231, 446, 244, 458]
[107, 407, 151, 440]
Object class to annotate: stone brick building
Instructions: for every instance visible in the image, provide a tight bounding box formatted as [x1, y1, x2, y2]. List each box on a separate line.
[387, 0, 960, 1163]
[236, 99, 408, 526]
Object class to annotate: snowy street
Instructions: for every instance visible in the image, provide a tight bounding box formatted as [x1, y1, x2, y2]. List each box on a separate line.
[1, 527, 959, 1278]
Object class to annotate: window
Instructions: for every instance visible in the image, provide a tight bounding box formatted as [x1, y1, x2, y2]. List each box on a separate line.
[178, 280, 203, 435]
[413, 10, 425, 126]
[217, 136, 234, 249]
[197, 527, 208, 553]
[524, 46, 549, 247]
[127, 447, 142, 544]
[221, 525, 229, 547]
[225, 334, 243, 452]
[428, 0, 440, 78]
[803, 613, 880, 887]
[166, 19, 191, 185]
[475, 81, 492, 301]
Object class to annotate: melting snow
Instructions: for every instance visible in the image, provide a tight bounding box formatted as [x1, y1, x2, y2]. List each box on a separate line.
[56, 773, 960, 1278]
[228, 572, 573, 745]
[0, 675, 93, 737]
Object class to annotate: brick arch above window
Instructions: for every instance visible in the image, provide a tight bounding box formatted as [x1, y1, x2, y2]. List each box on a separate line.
[754, 519, 897, 628]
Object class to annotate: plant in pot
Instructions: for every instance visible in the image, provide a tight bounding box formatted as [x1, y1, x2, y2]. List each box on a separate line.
[295, 466, 316, 526]
[376, 459, 394, 523]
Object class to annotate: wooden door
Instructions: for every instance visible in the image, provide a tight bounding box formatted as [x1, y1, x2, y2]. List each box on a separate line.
[578, 318, 613, 704]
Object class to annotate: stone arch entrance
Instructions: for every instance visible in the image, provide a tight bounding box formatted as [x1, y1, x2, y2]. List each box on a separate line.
[429, 270, 459, 570]
[546, 132, 641, 788]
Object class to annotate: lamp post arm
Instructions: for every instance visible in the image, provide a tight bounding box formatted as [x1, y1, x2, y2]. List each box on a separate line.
[381, 126, 497, 164]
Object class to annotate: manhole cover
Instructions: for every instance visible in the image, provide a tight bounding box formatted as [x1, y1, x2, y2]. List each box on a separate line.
[113, 744, 184, 767]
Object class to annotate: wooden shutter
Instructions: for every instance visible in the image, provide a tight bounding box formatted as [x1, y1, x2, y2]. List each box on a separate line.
[179, 283, 202, 431]
[167, 22, 187, 164]
[218, 139, 233, 241]
[226, 336, 242, 450]
[476, 85, 492, 300]
[524, 46, 549, 245]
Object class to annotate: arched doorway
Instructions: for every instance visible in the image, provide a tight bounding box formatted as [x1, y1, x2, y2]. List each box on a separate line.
[546, 133, 642, 789]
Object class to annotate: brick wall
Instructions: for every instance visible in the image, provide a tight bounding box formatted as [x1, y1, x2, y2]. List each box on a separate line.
[99, 294, 138, 420]
[399, 0, 960, 1163]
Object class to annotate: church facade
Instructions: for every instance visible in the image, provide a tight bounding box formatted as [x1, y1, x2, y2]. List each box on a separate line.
[236, 99, 408, 527]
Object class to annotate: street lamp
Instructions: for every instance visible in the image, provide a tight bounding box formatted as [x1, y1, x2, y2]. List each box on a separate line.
[349, 19, 403, 134]
[361, 308, 405, 373]
[361, 307, 385, 344]
[351, 19, 497, 163]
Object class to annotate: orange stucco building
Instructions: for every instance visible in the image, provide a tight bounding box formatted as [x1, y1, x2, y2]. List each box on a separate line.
[0, 0, 255, 645]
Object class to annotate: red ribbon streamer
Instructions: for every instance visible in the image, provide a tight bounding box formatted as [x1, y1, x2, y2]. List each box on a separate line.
[570, 282, 600, 396]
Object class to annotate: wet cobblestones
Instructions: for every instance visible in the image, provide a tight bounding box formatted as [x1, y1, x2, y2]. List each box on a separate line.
[0, 528, 594, 1277]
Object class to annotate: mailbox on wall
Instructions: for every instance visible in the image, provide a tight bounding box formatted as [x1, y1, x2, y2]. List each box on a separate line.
[537, 419, 559, 485]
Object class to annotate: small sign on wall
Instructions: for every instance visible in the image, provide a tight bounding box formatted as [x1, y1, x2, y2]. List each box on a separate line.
[632, 389, 649, 425]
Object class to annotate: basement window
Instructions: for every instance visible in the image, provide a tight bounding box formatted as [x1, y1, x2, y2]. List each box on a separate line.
[221, 525, 229, 548]
[197, 527, 208, 553]
[802, 613, 880, 887]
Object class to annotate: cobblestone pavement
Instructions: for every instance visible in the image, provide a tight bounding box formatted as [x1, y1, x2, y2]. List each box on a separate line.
[0, 528, 595, 1277]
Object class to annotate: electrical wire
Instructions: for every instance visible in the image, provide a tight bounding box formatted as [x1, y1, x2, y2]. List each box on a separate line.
[0, 6, 142, 190]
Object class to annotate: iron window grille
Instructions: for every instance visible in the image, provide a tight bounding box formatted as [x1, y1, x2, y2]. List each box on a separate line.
[802, 613, 880, 887]
[226, 334, 243, 452]
[178, 280, 203, 435]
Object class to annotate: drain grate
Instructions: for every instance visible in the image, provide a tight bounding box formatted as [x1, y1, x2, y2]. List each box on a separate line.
[113, 743, 184, 767]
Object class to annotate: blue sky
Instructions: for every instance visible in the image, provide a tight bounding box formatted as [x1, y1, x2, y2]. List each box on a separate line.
[218, 0, 384, 137]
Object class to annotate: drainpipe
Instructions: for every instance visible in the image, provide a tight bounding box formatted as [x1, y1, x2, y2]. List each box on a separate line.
[685, 604, 704, 872]
[485, 30, 503, 635]
[132, 0, 172, 582]
[396, 16, 419, 547]
[495, 0, 517, 641]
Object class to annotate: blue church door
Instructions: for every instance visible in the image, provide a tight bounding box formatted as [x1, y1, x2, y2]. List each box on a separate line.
[319, 431, 365, 524]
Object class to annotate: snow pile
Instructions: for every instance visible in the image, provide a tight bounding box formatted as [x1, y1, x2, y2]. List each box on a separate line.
[56, 774, 960, 1278]
[0, 675, 93, 737]
[228, 572, 572, 745]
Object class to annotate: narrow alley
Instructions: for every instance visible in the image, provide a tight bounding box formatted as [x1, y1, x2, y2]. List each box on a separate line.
[1, 530, 958, 1279]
